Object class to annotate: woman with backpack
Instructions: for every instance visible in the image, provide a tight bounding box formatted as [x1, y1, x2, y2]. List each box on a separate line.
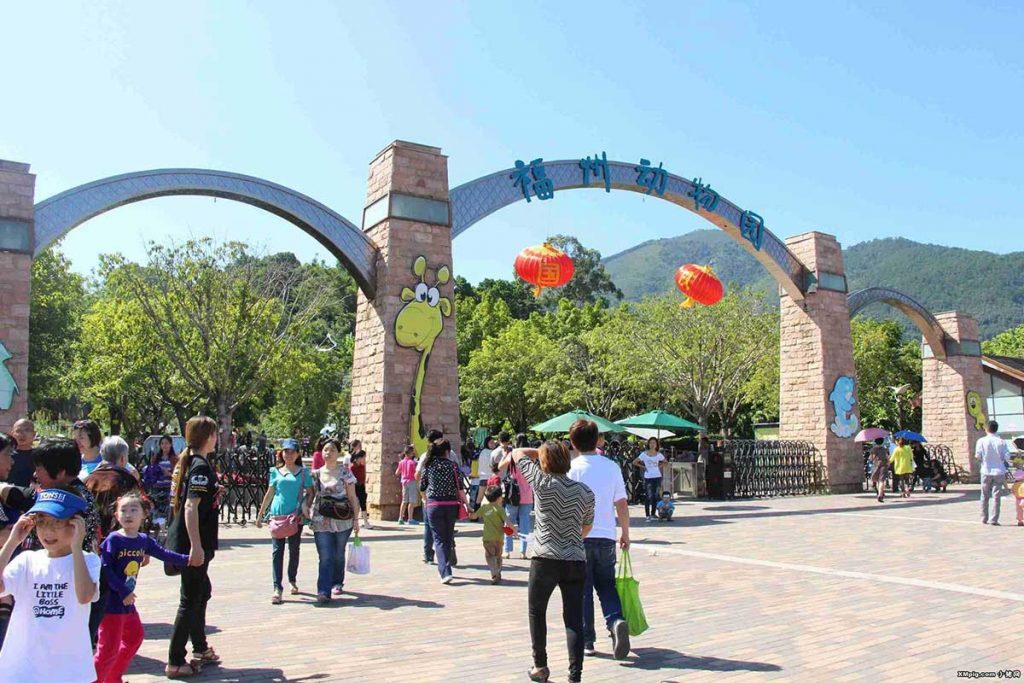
[499, 443, 535, 560]
[255, 439, 313, 605]
[309, 439, 360, 605]
[420, 439, 468, 583]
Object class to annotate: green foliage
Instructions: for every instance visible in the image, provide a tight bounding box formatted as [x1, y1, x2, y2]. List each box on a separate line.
[474, 278, 539, 320]
[983, 323, 1024, 359]
[539, 234, 623, 309]
[29, 246, 87, 408]
[850, 318, 922, 432]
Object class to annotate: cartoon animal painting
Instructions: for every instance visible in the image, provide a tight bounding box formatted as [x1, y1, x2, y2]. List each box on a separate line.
[0, 341, 19, 411]
[829, 375, 860, 439]
[395, 256, 452, 456]
[966, 390, 987, 431]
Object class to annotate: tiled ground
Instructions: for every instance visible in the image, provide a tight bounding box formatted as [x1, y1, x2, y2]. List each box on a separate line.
[123, 486, 1022, 682]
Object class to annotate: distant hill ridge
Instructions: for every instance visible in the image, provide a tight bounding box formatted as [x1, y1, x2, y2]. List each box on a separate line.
[603, 230, 1024, 340]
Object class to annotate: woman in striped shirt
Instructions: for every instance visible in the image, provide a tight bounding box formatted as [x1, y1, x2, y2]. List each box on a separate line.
[510, 441, 595, 683]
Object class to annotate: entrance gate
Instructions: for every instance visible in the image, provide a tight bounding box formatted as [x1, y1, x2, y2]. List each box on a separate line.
[0, 141, 988, 517]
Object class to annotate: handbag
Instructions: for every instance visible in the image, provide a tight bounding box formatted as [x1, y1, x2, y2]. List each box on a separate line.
[314, 469, 353, 521]
[615, 550, 649, 636]
[269, 468, 306, 539]
[503, 459, 522, 507]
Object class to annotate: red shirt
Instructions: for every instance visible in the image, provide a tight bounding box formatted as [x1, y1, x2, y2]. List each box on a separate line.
[486, 474, 502, 488]
[351, 460, 366, 484]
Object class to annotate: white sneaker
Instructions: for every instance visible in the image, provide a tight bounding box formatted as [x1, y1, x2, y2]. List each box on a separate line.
[440, 574, 454, 584]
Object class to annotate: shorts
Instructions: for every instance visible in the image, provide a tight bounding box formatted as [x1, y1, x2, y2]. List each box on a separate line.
[402, 480, 419, 504]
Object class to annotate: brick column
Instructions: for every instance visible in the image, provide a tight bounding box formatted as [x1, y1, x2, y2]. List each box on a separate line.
[778, 232, 862, 493]
[922, 312, 985, 481]
[349, 141, 460, 520]
[0, 161, 35, 435]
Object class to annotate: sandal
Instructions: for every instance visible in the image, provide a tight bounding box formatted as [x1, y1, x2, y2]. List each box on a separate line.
[165, 662, 201, 679]
[290, 583, 300, 595]
[193, 647, 221, 665]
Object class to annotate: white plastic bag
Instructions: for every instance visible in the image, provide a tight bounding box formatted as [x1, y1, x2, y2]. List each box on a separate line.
[347, 537, 370, 575]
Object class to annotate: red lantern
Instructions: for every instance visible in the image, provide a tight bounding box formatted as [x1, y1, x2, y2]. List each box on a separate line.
[675, 264, 723, 308]
[514, 243, 575, 298]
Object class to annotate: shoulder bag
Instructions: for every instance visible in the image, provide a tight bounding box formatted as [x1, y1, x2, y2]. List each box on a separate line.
[314, 468, 354, 521]
[503, 459, 522, 507]
[269, 468, 306, 539]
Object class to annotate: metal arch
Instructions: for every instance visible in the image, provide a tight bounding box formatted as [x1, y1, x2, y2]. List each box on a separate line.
[33, 169, 378, 297]
[847, 287, 948, 359]
[449, 159, 809, 300]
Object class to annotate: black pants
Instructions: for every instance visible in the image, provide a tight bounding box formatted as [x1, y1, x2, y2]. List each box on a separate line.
[529, 557, 586, 682]
[644, 477, 662, 517]
[89, 564, 110, 646]
[355, 483, 368, 512]
[169, 559, 212, 666]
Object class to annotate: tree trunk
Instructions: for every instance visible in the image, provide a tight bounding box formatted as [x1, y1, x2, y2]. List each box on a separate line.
[216, 396, 233, 452]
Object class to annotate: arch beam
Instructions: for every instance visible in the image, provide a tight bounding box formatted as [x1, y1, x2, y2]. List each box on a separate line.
[450, 159, 809, 300]
[847, 287, 949, 359]
[33, 169, 378, 297]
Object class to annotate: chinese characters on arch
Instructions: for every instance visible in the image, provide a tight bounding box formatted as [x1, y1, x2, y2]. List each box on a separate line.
[510, 152, 768, 252]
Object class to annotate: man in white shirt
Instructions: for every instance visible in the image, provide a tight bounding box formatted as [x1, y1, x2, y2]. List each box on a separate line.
[976, 420, 1010, 525]
[567, 419, 632, 661]
[475, 437, 496, 505]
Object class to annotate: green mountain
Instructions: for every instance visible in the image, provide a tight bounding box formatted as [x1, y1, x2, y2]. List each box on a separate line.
[603, 231, 1024, 340]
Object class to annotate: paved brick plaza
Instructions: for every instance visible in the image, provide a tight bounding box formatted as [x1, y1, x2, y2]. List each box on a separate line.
[123, 487, 1021, 682]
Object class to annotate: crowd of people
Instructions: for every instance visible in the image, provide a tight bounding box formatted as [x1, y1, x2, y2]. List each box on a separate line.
[11, 409, 1013, 681]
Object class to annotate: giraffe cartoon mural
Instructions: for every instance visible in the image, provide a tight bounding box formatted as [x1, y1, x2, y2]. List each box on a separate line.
[0, 341, 19, 411]
[394, 256, 452, 456]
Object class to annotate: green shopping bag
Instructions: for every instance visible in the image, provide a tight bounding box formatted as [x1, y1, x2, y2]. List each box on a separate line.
[615, 549, 649, 636]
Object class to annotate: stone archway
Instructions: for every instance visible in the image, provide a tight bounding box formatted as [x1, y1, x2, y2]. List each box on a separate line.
[847, 287, 986, 478]
[0, 161, 376, 434]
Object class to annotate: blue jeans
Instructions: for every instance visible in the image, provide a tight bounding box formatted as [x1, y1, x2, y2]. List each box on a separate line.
[583, 538, 623, 647]
[423, 509, 435, 561]
[313, 528, 353, 596]
[271, 527, 302, 590]
[427, 504, 458, 578]
[504, 502, 533, 554]
[644, 477, 662, 517]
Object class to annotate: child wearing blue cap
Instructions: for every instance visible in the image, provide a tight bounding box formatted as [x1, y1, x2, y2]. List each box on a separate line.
[0, 487, 100, 681]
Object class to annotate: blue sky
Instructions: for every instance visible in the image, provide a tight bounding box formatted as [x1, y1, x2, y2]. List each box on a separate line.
[3, 1, 1021, 283]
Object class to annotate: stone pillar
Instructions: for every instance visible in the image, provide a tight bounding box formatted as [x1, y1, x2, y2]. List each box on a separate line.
[778, 232, 862, 493]
[922, 312, 986, 481]
[0, 161, 35, 435]
[349, 141, 460, 520]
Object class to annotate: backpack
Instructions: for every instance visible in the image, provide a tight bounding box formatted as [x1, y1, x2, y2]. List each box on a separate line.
[503, 459, 522, 507]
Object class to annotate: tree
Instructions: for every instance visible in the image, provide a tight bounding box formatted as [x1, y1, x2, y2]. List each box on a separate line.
[538, 234, 622, 310]
[630, 289, 778, 433]
[851, 318, 922, 432]
[475, 278, 539, 320]
[456, 293, 513, 366]
[29, 246, 86, 410]
[983, 323, 1024, 359]
[103, 239, 329, 448]
[460, 320, 560, 432]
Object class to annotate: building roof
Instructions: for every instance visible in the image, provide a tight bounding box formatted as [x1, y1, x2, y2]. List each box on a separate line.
[984, 355, 1024, 384]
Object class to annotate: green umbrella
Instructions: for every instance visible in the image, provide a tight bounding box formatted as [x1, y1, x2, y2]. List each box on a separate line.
[530, 410, 626, 434]
[616, 410, 703, 432]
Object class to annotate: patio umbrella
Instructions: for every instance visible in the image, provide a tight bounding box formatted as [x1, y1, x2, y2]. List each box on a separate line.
[530, 410, 626, 434]
[854, 427, 889, 443]
[616, 410, 703, 432]
[893, 430, 927, 443]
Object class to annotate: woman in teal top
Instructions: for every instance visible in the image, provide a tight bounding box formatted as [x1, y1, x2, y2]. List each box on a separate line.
[256, 438, 314, 604]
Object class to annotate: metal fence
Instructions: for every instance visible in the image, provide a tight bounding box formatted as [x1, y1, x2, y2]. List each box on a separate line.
[723, 439, 829, 498]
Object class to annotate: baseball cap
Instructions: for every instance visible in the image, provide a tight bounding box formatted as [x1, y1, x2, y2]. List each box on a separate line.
[282, 438, 299, 450]
[28, 489, 89, 520]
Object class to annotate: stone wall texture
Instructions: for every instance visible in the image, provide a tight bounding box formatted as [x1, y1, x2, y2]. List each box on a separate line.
[778, 232, 862, 493]
[0, 161, 34, 435]
[350, 142, 460, 520]
[922, 312, 986, 481]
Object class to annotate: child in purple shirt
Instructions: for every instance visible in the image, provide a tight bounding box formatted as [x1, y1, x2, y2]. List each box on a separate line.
[95, 491, 188, 683]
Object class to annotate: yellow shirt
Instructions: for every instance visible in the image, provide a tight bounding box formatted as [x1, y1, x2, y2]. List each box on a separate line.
[891, 446, 914, 476]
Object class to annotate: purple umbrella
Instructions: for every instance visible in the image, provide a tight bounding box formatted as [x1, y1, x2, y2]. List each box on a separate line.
[854, 427, 889, 443]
